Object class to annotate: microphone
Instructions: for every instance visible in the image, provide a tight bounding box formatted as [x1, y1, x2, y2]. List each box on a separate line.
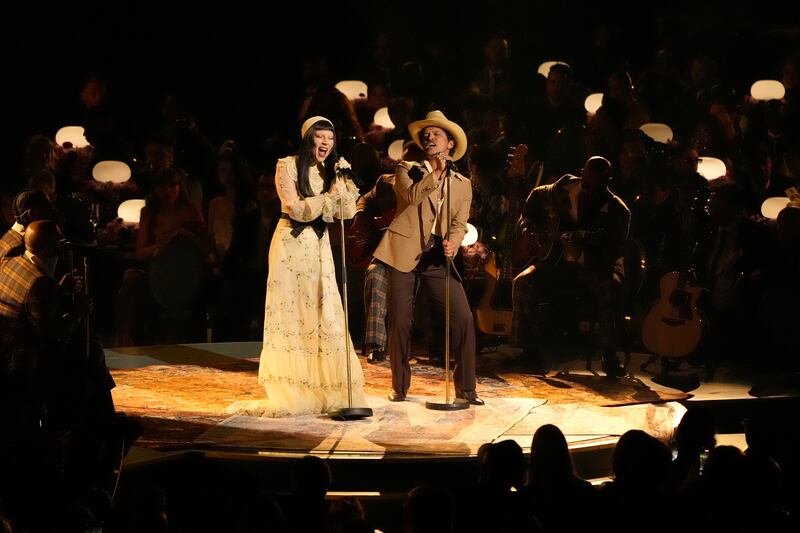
[334, 157, 364, 189]
[445, 160, 458, 174]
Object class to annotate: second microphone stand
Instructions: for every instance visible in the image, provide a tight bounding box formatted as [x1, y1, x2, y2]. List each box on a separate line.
[426, 164, 469, 411]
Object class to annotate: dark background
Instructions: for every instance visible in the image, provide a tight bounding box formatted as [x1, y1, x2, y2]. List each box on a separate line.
[3, 0, 798, 177]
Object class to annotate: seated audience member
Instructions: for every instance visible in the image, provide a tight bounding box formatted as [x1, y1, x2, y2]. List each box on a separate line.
[116, 167, 210, 345]
[0, 221, 137, 531]
[0, 189, 52, 261]
[669, 406, 716, 493]
[207, 150, 260, 340]
[135, 132, 202, 207]
[600, 430, 672, 533]
[681, 445, 791, 530]
[404, 486, 455, 533]
[455, 440, 539, 533]
[525, 424, 598, 532]
[283, 455, 332, 533]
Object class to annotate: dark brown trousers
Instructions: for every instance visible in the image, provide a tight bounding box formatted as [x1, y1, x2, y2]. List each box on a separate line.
[386, 246, 476, 395]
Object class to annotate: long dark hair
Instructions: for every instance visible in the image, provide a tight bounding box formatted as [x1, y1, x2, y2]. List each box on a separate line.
[146, 167, 191, 214]
[529, 424, 575, 488]
[297, 121, 337, 198]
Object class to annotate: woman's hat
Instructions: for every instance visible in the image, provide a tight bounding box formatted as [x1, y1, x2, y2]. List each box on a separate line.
[300, 116, 334, 139]
[408, 110, 468, 161]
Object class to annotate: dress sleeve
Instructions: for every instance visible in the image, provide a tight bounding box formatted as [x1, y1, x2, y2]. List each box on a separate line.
[276, 157, 326, 222]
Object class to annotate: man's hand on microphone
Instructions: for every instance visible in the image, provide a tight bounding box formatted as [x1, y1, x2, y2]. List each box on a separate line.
[432, 152, 453, 178]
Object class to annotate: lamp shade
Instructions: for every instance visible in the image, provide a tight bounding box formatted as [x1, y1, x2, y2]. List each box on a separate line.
[697, 157, 727, 181]
[55, 126, 90, 148]
[461, 223, 479, 247]
[388, 139, 404, 160]
[117, 199, 146, 224]
[537, 60, 570, 77]
[335, 80, 368, 101]
[584, 93, 603, 115]
[373, 107, 395, 129]
[760, 196, 790, 219]
[92, 160, 131, 183]
[750, 80, 785, 101]
[639, 123, 673, 144]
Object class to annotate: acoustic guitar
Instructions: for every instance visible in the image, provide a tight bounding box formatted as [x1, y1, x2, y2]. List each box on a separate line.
[513, 213, 604, 271]
[641, 270, 705, 358]
[475, 144, 530, 336]
[347, 208, 396, 269]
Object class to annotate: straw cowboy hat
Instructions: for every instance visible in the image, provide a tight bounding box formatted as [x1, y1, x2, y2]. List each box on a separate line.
[300, 116, 334, 138]
[408, 110, 468, 161]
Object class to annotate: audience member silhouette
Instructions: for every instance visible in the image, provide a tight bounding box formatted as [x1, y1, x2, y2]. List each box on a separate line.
[525, 424, 598, 532]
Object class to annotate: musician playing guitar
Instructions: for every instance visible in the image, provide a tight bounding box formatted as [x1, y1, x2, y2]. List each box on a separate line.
[511, 156, 630, 376]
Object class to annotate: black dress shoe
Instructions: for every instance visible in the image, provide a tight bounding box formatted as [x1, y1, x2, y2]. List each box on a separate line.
[388, 390, 406, 402]
[456, 390, 485, 406]
[602, 352, 626, 378]
[367, 349, 385, 364]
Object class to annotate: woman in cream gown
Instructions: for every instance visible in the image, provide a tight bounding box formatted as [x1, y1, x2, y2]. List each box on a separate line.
[254, 116, 367, 416]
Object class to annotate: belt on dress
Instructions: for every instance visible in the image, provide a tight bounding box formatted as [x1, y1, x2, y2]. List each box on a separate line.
[280, 213, 326, 239]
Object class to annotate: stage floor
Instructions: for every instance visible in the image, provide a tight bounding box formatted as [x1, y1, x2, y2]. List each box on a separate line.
[103, 342, 737, 459]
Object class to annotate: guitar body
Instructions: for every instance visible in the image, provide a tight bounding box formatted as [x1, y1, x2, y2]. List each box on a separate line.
[512, 213, 561, 269]
[641, 271, 704, 358]
[475, 251, 514, 335]
[348, 208, 395, 269]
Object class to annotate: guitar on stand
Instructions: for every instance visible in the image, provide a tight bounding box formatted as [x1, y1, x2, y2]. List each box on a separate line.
[640, 269, 708, 381]
[474, 144, 531, 336]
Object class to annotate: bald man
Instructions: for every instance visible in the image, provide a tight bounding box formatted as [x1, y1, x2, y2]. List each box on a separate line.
[511, 157, 630, 377]
[0, 190, 52, 261]
[0, 220, 64, 337]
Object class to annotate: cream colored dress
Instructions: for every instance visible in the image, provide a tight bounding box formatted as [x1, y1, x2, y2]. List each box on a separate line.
[256, 155, 366, 416]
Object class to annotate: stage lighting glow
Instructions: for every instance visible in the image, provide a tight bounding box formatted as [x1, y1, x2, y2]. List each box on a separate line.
[750, 80, 785, 101]
[584, 93, 603, 115]
[373, 107, 395, 129]
[388, 139, 404, 160]
[697, 157, 727, 181]
[92, 160, 131, 183]
[335, 80, 368, 101]
[760, 196, 790, 219]
[639, 123, 673, 143]
[55, 126, 90, 148]
[461, 223, 479, 246]
[117, 199, 146, 224]
[537, 60, 570, 77]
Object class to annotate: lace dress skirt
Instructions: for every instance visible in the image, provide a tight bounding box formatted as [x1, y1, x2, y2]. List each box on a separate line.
[255, 217, 367, 416]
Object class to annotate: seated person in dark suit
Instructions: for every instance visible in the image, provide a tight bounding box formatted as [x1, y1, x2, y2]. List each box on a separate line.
[511, 156, 630, 376]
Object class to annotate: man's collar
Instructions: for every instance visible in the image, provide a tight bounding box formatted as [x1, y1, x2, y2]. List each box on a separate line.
[23, 250, 49, 275]
[11, 222, 24, 236]
[421, 160, 466, 181]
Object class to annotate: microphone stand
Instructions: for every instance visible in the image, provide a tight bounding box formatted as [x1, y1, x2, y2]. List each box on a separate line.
[329, 174, 373, 421]
[84, 256, 91, 359]
[426, 163, 469, 411]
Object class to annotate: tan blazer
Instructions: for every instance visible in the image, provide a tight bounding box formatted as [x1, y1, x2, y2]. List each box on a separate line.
[373, 160, 472, 273]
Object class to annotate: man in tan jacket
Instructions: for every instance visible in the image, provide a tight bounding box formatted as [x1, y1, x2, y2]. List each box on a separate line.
[373, 111, 482, 405]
